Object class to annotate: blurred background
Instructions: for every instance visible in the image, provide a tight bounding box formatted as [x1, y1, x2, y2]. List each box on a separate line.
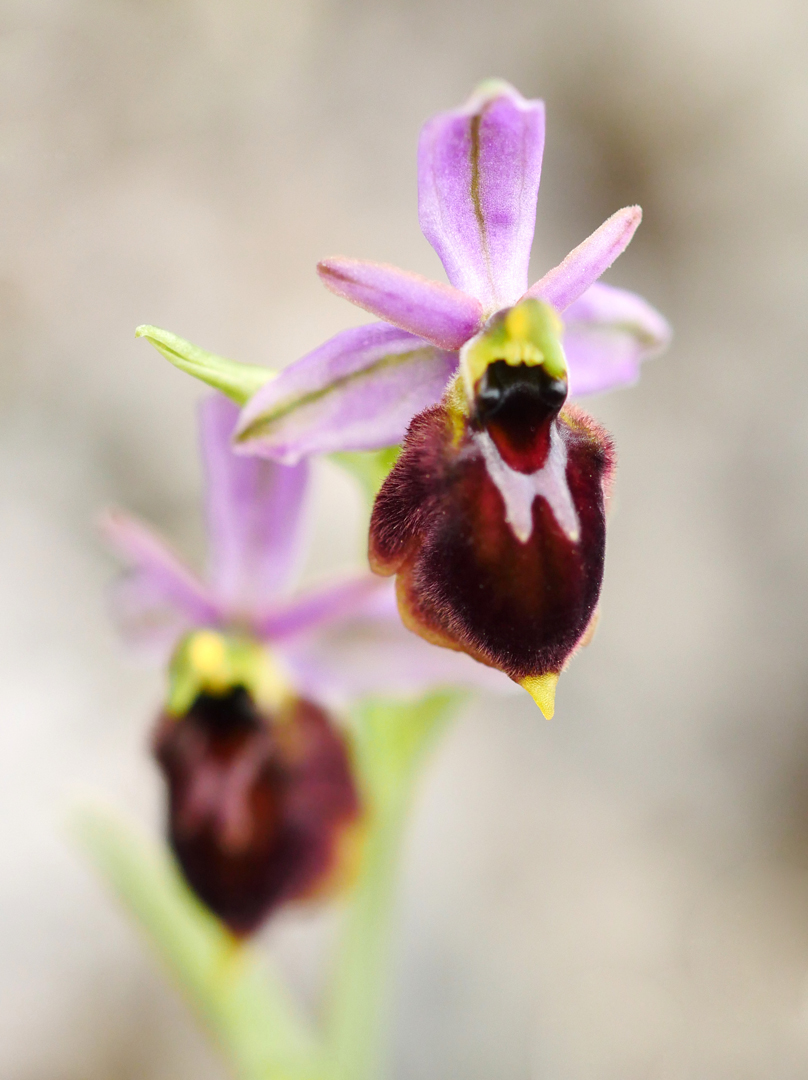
[2, 0, 808, 1076]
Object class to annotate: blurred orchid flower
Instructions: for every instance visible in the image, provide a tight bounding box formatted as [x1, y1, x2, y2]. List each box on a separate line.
[102, 394, 508, 933]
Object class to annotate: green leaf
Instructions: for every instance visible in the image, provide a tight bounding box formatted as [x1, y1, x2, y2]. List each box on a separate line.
[330, 447, 401, 506]
[136, 325, 274, 405]
[71, 803, 322, 1080]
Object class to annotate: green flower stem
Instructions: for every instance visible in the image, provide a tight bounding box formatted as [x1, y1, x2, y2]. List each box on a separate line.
[326, 691, 463, 1080]
[72, 805, 322, 1080]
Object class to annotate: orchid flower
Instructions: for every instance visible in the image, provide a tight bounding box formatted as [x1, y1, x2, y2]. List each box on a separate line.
[232, 80, 669, 462]
[101, 393, 506, 933]
[137, 81, 670, 719]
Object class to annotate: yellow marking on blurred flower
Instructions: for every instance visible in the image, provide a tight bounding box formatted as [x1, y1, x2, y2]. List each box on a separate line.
[255, 649, 295, 714]
[188, 630, 229, 692]
[520, 672, 558, 718]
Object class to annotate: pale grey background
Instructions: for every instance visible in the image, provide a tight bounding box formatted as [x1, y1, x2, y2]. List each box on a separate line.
[2, 0, 808, 1076]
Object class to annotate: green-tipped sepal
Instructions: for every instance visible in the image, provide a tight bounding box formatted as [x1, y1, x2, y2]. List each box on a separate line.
[136, 325, 274, 405]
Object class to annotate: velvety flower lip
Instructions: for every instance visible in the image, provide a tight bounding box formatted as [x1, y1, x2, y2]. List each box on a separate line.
[234, 80, 670, 463]
[367, 299, 615, 717]
[102, 392, 511, 699]
[153, 685, 360, 936]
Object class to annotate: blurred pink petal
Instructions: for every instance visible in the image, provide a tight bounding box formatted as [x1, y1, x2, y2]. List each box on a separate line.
[100, 508, 221, 627]
[200, 394, 310, 614]
[254, 573, 389, 640]
[278, 583, 515, 706]
[107, 574, 197, 660]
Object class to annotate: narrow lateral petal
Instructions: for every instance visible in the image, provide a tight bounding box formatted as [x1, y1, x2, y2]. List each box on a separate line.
[100, 508, 221, 632]
[253, 573, 388, 641]
[525, 206, 642, 311]
[418, 80, 545, 311]
[563, 281, 672, 396]
[200, 395, 310, 615]
[235, 323, 458, 464]
[318, 258, 483, 350]
[276, 581, 514, 706]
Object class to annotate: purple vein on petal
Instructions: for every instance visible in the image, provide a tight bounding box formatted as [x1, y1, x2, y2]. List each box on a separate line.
[418, 80, 545, 312]
[317, 258, 483, 350]
[234, 323, 459, 463]
[525, 206, 642, 311]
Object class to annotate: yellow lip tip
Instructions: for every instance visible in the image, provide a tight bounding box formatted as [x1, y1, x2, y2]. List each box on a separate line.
[519, 672, 559, 718]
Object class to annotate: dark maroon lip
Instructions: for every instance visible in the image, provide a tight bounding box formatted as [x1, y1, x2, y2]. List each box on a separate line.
[153, 687, 360, 936]
[369, 398, 613, 686]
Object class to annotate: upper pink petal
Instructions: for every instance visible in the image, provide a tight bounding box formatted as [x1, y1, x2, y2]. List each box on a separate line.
[525, 206, 642, 311]
[318, 258, 483, 350]
[200, 395, 310, 615]
[418, 80, 545, 312]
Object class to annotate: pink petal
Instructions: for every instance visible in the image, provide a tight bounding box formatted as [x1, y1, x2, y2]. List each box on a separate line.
[276, 581, 514, 706]
[253, 573, 389, 641]
[235, 323, 458, 464]
[99, 508, 221, 639]
[107, 575, 197, 660]
[199, 395, 310, 615]
[418, 80, 545, 312]
[563, 282, 672, 396]
[525, 206, 642, 311]
[318, 258, 483, 350]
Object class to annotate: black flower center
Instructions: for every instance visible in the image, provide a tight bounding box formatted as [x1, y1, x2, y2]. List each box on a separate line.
[473, 361, 568, 472]
[185, 686, 261, 736]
